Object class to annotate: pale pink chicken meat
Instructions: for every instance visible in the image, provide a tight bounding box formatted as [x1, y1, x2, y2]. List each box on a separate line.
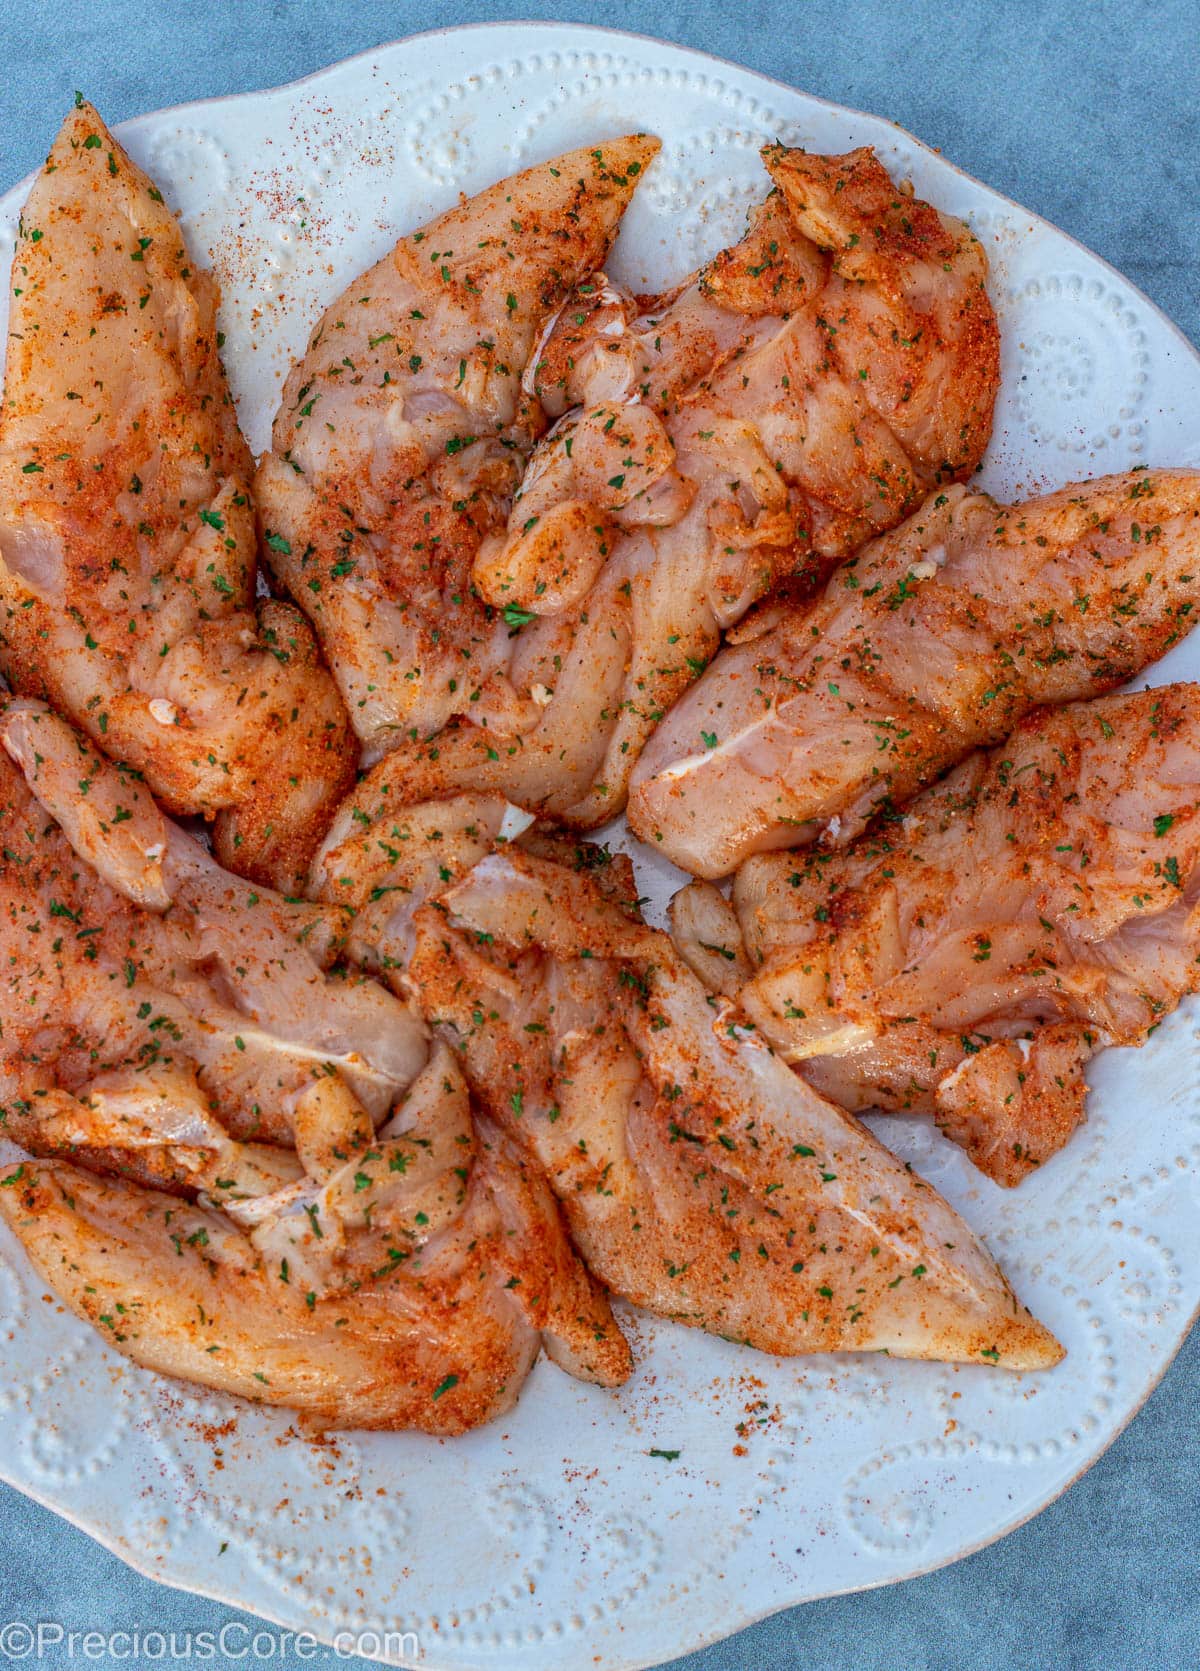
[0, 700, 427, 1149]
[400, 844, 1061, 1370]
[307, 750, 535, 978]
[371, 143, 999, 824]
[0, 702, 629, 1429]
[629, 470, 1200, 876]
[0, 103, 355, 890]
[690, 687, 1200, 1187]
[254, 136, 660, 763]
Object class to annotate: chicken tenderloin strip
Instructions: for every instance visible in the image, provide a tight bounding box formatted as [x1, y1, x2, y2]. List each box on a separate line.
[0, 702, 630, 1426]
[403, 846, 1062, 1370]
[0, 700, 426, 1148]
[366, 142, 999, 824]
[307, 747, 536, 977]
[691, 686, 1200, 1187]
[0, 1067, 626, 1433]
[255, 135, 660, 762]
[0, 102, 355, 890]
[629, 470, 1200, 876]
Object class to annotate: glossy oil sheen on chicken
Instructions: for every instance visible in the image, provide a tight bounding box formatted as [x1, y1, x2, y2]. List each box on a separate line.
[696, 688, 1200, 1187]
[0, 701, 629, 1430]
[254, 136, 660, 762]
[396, 842, 1060, 1369]
[0, 103, 355, 890]
[629, 470, 1200, 876]
[363, 143, 999, 825]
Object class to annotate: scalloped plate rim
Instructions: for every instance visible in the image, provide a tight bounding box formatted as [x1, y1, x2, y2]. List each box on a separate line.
[5, 19, 1197, 385]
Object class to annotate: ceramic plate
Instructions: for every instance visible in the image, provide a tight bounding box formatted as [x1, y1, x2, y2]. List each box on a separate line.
[1, 23, 1199, 1671]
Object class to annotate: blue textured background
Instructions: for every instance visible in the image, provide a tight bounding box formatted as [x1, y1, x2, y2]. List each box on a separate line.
[1, 3, 1198, 1666]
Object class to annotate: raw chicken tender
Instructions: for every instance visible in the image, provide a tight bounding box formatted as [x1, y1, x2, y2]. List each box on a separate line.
[0, 702, 629, 1429]
[255, 136, 659, 761]
[376, 143, 1000, 824]
[404, 844, 1061, 1368]
[712, 687, 1200, 1185]
[630, 471, 1200, 875]
[0, 102, 354, 890]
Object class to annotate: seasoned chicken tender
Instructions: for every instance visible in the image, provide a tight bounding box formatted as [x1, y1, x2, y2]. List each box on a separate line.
[761, 144, 999, 484]
[0, 701, 629, 1427]
[0, 1074, 627, 1433]
[404, 845, 1061, 1370]
[255, 136, 660, 762]
[629, 470, 1200, 876]
[0, 103, 355, 890]
[0, 700, 426, 1152]
[713, 687, 1200, 1186]
[373, 143, 999, 824]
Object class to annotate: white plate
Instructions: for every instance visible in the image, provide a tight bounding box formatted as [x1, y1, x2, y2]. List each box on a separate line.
[2, 24, 1199, 1671]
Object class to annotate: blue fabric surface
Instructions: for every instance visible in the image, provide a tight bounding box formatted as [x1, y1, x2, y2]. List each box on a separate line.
[0, 2, 1197, 1666]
